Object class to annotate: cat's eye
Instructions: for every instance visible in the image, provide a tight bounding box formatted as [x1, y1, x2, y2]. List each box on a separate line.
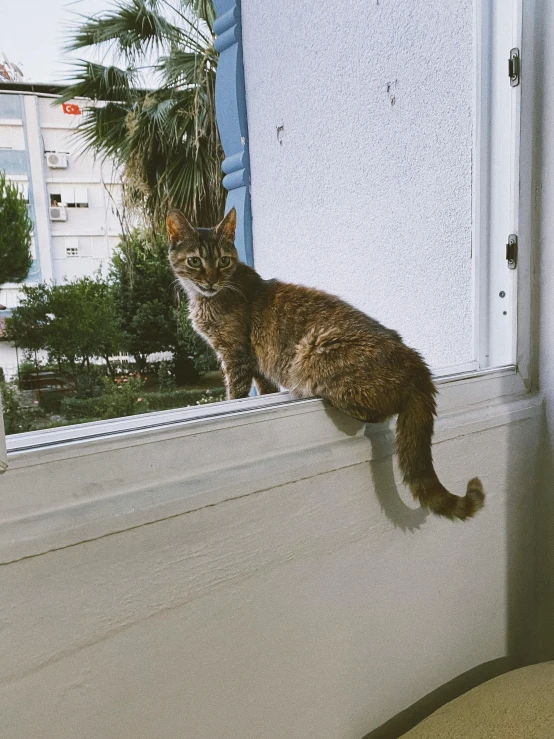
[187, 257, 202, 268]
[218, 256, 231, 268]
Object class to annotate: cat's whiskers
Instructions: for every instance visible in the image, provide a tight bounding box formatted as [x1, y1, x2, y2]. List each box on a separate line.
[219, 281, 247, 301]
[169, 277, 183, 300]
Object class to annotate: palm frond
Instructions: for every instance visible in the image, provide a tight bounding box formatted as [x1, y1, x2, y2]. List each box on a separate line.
[65, 0, 182, 60]
[56, 61, 137, 104]
[71, 102, 132, 160]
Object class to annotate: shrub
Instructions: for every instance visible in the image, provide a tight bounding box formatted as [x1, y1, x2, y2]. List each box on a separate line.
[60, 396, 103, 420]
[61, 374, 147, 420]
[38, 392, 64, 415]
[144, 387, 225, 412]
[60, 385, 226, 421]
[0, 380, 35, 434]
[156, 360, 176, 391]
[74, 367, 106, 398]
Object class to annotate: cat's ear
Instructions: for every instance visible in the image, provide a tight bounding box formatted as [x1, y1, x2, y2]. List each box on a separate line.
[167, 209, 196, 246]
[215, 207, 237, 242]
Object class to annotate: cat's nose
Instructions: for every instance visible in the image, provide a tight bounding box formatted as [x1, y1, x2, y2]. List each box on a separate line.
[205, 271, 218, 286]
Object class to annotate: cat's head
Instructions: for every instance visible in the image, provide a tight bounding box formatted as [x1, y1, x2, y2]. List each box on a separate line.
[167, 208, 238, 298]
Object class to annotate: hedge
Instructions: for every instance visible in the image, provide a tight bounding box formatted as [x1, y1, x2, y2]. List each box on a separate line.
[60, 387, 226, 421]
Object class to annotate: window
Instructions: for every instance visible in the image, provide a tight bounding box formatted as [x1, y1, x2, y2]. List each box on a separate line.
[50, 187, 89, 207]
[0, 0, 528, 453]
[74, 187, 89, 208]
[0, 122, 25, 150]
[78, 237, 94, 258]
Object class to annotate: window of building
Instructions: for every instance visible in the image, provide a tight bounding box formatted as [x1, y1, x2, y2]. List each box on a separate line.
[0, 123, 25, 150]
[49, 187, 89, 208]
[74, 187, 89, 208]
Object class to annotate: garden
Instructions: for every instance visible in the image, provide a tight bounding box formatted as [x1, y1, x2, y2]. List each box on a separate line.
[1, 229, 225, 435]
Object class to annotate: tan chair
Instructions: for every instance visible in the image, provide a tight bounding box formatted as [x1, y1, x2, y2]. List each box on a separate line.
[401, 662, 554, 738]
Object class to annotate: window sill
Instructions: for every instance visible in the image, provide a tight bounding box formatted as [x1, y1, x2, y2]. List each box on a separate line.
[0, 366, 541, 564]
[5, 364, 525, 456]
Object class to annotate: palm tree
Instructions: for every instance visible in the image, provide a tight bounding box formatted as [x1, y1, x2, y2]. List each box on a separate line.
[57, 0, 225, 227]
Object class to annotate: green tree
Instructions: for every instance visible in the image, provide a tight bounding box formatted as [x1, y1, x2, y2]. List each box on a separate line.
[3, 282, 50, 355]
[5, 278, 125, 374]
[58, 0, 224, 227]
[109, 229, 177, 367]
[109, 228, 216, 379]
[0, 171, 33, 286]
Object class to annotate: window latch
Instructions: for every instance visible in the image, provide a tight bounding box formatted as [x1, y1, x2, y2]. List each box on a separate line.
[509, 48, 520, 87]
[506, 234, 518, 269]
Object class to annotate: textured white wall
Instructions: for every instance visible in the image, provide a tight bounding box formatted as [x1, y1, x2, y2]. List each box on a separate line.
[241, 0, 474, 370]
[0, 397, 543, 739]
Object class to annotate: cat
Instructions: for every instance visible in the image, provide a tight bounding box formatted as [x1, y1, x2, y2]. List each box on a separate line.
[167, 207, 484, 521]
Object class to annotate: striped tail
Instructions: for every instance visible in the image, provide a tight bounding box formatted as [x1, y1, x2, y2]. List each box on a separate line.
[396, 380, 485, 521]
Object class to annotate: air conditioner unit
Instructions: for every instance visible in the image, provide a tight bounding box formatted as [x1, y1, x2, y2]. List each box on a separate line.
[49, 205, 67, 222]
[45, 152, 68, 169]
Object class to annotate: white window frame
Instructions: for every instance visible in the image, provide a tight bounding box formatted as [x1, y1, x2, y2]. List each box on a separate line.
[0, 119, 25, 151]
[74, 186, 89, 208]
[60, 185, 75, 207]
[0, 392, 7, 473]
[0, 0, 530, 471]
[65, 237, 79, 258]
[475, 0, 522, 369]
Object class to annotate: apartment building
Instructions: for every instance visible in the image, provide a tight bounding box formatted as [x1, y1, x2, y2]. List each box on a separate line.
[0, 82, 123, 312]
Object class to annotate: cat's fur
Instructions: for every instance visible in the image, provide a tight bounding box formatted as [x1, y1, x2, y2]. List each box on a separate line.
[167, 207, 484, 521]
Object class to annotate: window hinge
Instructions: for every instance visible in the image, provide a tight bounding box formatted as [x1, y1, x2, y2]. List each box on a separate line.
[509, 48, 520, 87]
[506, 234, 518, 269]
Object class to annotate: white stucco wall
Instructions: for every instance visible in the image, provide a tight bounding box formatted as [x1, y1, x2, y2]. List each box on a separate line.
[0, 395, 543, 739]
[241, 0, 474, 371]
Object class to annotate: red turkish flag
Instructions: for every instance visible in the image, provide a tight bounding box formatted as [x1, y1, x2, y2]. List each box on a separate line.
[62, 103, 82, 115]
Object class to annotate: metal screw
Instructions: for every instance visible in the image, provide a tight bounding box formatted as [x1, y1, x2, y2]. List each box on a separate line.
[503, 311, 507, 315]
[499, 291, 506, 298]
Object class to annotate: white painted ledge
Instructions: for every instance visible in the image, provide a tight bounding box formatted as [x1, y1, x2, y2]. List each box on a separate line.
[5, 364, 524, 455]
[0, 367, 542, 564]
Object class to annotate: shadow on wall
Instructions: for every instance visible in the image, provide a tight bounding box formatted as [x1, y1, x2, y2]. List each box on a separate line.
[323, 406, 428, 531]
[359, 399, 545, 739]
[366, 425, 428, 532]
[528, 0, 554, 670]
[361, 657, 512, 739]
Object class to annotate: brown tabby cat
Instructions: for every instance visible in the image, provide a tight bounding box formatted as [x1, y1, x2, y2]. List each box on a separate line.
[167, 207, 484, 521]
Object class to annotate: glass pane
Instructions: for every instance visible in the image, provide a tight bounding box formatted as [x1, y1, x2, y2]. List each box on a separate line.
[0, 0, 516, 441]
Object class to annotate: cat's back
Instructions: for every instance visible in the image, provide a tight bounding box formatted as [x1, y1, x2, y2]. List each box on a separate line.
[254, 276, 401, 344]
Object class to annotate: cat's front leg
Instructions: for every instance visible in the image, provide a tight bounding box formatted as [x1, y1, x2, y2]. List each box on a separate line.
[222, 354, 255, 399]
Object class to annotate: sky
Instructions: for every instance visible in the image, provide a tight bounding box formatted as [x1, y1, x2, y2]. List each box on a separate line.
[1, 0, 114, 84]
